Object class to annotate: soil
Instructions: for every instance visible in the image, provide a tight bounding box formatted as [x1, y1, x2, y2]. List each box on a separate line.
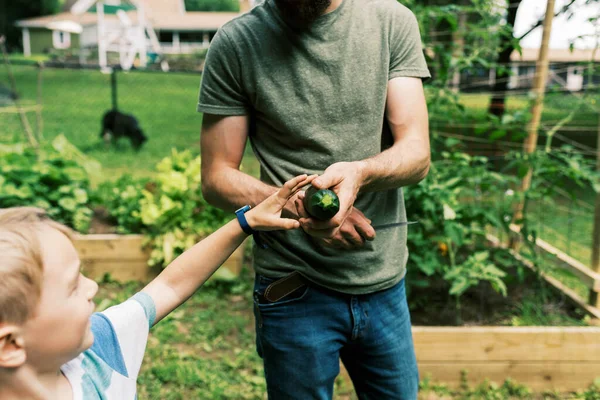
[88, 206, 118, 234]
[407, 267, 587, 326]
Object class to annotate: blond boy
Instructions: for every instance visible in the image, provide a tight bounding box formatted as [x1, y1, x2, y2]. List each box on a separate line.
[0, 174, 314, 400]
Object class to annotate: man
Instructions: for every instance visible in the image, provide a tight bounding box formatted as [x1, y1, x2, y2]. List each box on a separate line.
[198, 0, 430, 397]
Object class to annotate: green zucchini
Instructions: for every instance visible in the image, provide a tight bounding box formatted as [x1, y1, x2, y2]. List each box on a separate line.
[303, 186, 340, 220]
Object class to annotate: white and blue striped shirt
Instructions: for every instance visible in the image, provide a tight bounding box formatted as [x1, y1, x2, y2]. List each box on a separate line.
[61, 292, 156, 399]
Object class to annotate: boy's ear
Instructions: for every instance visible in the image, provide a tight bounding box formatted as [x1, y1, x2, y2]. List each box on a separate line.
[0, 325, 26, 368]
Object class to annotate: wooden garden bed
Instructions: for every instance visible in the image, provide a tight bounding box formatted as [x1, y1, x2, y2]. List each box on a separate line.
[413, 326, 600, 391]
[73, 234, 247, 282]
[74, 234, 600, 391]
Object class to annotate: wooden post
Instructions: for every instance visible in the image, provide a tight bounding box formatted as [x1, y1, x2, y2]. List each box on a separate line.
[514, 0, 555, 223]
[36, 62, 44, 141]
[137, 1, 147, 68]
[452, 11, 467, 92]
[111, 68, 118, 110]
[97, 1, 107, 69]
[22, 28, 31, 57]
[591, 113, 600, 309]
[173, 32, 180, 52]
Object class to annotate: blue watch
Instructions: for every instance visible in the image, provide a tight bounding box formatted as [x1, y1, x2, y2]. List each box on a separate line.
[235, 205, 268, 249]
[235, 205, 257, 235]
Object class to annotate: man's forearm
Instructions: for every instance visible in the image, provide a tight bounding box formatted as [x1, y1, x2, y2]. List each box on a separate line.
[353, 76, 430, 193]
[202, 167, 277, 212]
[358, 132, 430, 192]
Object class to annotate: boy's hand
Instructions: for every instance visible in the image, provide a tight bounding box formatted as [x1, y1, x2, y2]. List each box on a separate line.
[246, 174, 317, 231]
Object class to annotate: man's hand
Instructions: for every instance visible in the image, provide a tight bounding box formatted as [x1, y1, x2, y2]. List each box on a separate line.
[297, 161, 366, 238]
[280, 191, 305, 220]
[295, 192, 375, 249]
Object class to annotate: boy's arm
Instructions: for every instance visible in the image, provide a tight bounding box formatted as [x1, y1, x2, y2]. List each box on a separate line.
[141, 219, 247, 325]
[140, 174, 315, 325]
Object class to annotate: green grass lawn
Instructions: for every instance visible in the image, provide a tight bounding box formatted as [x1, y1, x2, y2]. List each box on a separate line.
[2, 64, 596, 179]
[457, 92, 599, 132]
[0, 64, 258, 183]
[7, 53, 52, 63]
[1, 64, 203, 180]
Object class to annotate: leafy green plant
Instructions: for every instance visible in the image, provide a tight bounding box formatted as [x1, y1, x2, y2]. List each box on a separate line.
[405, 135, 600, 312]
[575, 379, 600, 400]
[444, 251, 507, 298]
[0, 136, 95, 232]
[95, 175, 149, 234]
[96, 149, 230, 268]
[185, 0, 239, 12]
[404, 146, 517, 303]
[140, 150, 229, 267]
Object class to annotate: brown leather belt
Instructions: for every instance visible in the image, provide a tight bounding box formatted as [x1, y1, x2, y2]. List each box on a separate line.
[263, 271, 308, 303]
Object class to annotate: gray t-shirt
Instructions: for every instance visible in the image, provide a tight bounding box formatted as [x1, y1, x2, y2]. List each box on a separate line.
[198, 0, 430, 294]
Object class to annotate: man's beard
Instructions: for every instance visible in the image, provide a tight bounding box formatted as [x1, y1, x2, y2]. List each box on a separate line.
[274, 0, 333, 25]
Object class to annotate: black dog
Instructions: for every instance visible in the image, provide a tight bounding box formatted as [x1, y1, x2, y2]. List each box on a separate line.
[101, 110, 148, 150]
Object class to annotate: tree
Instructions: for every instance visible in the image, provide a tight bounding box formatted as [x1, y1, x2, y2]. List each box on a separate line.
[488, 0, 522, 118]
[0, 0, 63, 52]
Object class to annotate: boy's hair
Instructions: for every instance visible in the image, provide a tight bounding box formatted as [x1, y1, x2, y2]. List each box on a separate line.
[0, 207, 72, 325]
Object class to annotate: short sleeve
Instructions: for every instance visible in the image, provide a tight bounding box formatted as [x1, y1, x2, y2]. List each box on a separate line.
[91, 292, 156, 380]
[197, 28, 249, 115]
[389, 10, 431, 80]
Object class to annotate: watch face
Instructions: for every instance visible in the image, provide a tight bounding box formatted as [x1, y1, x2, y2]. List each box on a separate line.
[236, 205, 251, 214]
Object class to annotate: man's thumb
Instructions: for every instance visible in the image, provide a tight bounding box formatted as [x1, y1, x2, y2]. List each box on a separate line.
[313, 175, 334, 189]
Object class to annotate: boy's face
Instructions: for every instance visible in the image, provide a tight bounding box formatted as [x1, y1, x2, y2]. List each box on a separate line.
[23, 227, 98, 370]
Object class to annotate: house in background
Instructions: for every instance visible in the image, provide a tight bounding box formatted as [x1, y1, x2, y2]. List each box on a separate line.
[460, 47, 600, 93]
[507, 48, 600, 92]
[15, 0, 251, 61]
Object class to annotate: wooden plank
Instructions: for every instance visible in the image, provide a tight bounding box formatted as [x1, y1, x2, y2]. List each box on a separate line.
[73, 234, 149, 260]
[509, 224, 600, 291]
[418, 362, 600, 391]
[591, 290, 600, 310]
[535, 236, 600, 291]
[413, 327, 600, 362]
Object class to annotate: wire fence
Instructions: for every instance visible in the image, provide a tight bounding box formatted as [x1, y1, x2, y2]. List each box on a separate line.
[433, 129, 597, 267]
[1, 59, 598, 269]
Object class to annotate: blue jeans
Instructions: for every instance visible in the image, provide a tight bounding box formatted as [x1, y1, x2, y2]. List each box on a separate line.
[253, 274, 419, 400]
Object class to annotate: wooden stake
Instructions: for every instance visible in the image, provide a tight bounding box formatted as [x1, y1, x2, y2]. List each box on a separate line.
[36, 62, 44, 141]
[592, 113, 600, 275]
[514, 0, 556, 222]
